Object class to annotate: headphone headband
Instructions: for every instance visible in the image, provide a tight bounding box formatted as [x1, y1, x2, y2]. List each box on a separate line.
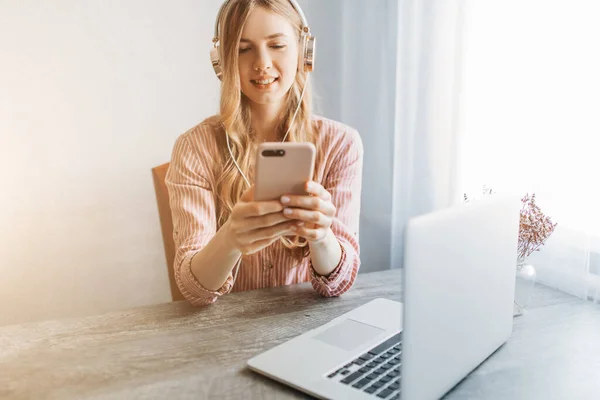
[213, 0, 310, 42]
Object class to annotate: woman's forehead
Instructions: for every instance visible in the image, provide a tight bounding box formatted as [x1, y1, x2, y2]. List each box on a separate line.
[240, 7, 296, 40]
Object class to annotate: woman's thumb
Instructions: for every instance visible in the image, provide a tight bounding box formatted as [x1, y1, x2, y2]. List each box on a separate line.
[240, 186, 254, 202]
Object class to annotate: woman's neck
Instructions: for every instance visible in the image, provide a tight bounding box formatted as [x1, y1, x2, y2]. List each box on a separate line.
[249, 101, 285, 142]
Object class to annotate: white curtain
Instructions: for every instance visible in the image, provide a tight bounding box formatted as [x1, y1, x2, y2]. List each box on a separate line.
[458, 0, 600, 303]
[303, 0, 400, 273]
[307, 0, 600, 303]
[390, 0, 468, 268]
[303, 0, 466, 272]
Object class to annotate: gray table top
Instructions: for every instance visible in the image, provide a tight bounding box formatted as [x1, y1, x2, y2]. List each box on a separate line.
[1, 269, 599, 400]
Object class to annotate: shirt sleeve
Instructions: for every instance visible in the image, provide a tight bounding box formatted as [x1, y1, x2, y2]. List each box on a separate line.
[310, 128, 364, 297]
[165, 131, 233, 306]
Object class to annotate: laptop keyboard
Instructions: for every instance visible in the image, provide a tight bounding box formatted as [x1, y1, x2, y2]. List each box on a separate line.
[326, 332, 402, 399]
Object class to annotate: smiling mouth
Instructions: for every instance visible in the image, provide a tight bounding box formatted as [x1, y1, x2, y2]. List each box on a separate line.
[251, 77, 278, 85]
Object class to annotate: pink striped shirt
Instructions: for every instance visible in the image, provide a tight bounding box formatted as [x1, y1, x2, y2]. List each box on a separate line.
[165, 115, 363, 306]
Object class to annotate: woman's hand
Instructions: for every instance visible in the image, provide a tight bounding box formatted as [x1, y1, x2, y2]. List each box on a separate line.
[225, 186, 301, 255]
[280, 181, 336, 242]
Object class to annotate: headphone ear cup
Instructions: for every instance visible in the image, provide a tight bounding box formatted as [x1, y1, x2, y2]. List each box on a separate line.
[303, 36, 315, 73]
[210, 45, 223, 81]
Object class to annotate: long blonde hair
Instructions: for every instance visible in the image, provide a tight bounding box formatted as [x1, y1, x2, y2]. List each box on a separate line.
[213, 0, 317, 259]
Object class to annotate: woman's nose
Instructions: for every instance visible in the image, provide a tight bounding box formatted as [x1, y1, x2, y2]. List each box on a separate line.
[253, 48, 272, 72]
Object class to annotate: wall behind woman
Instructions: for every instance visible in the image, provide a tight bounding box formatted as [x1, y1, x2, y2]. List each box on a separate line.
[0, 0, 396, 326]
[0, 0, 221, 326]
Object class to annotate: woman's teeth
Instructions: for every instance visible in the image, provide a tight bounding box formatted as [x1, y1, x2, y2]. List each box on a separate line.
[253, 78, 276, 84]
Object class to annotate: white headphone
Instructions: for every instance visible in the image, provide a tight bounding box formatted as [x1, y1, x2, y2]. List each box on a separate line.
[210, 0, 316, 287]
[210, 0, 315, 81]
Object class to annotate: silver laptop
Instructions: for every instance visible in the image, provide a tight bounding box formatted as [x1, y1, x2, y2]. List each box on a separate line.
[247, 195, 521, 400]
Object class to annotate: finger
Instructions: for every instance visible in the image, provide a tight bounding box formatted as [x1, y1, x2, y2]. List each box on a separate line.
[236, 200, 285, 218]
[236, 212, 296, 234]
[281, 194, 320, 210]
[281, 195, 336, 216]
[282, 207, 332, 228]
[304, 181, 332, 201]
[240, 186, 255, 202]
[239, 220, 299, 244]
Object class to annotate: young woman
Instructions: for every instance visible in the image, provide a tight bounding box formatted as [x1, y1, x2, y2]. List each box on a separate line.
[165, 0, 363, 306]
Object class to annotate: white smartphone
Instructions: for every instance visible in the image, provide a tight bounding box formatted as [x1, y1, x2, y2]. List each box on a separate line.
[254, 142, 317, 201]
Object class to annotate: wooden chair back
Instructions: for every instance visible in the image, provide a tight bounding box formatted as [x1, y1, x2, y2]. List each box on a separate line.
[152, 162, 185, 301]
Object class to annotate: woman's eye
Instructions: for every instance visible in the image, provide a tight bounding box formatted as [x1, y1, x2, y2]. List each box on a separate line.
[239, 47, 251, 53]
[271, 44, 286, 50]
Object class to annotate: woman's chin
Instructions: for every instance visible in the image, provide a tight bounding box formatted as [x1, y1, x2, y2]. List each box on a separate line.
[246, 93, 286, 107]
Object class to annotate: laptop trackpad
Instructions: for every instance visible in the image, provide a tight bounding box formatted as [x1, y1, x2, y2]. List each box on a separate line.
[312, 318, 385, 351]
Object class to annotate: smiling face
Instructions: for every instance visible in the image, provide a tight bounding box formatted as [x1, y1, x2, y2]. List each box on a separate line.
[237, 6, 300, 109]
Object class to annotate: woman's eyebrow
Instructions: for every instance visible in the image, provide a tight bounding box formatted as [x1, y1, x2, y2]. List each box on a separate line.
[240, 33, 289, 43]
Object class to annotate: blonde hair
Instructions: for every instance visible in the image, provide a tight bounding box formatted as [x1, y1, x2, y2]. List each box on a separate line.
[213, 0, 317, 260]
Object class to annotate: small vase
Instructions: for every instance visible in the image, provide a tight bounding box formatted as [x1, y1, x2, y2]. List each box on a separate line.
[513, 257, 537, 317]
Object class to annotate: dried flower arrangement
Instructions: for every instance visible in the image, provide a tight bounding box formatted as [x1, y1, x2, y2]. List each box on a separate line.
[463, 187, 558, 263]
[517, 193, 557, 261]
